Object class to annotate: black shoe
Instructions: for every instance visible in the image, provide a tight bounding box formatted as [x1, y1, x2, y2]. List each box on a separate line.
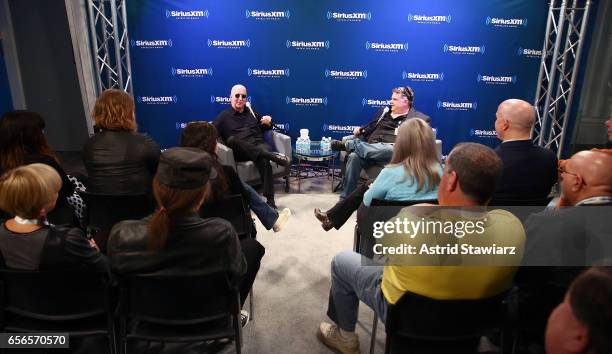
[269, 152, 290, 167]
[314, 208, 334, 231]
[267, 198, 277, 209]
[330, 140, 346, 152]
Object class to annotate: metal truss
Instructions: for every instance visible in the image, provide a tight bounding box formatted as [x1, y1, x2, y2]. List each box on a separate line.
[86, 0, 133, 94]
[533, 0, 593, 157]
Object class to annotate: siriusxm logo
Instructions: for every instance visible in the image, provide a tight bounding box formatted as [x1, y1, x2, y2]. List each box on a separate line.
[517, 47, 543, 58]
[274, 123, 290, 132]
[165, 9, 209, 20]
[171, 67, 213, 77]
[175, 122, 188, 130]
[486, 17, 528, 27]
[326, 11, 371, 21]
[130, 39, 173, 49]
[443, 44, 485, 55]
[323, 124, 361, 133]
[247, 68, 290, 78]
[402, 71, 444, 82]
[437, 100, 478, 111]
[470, 129, 497, 138]
[407, 14, 452, 24]
[365, 41, 408, 52]
[245, 10, 290, 20]
[207, 39, 251, 49]
[137, 96, 177, 104]
[286, 96, 328, 106]
[477, 74, 517, 85]
[325, 69, 368, 79]
[210, 95, 252, 105]
[286, 40, 330, 50]
[362, 98, 391, 108]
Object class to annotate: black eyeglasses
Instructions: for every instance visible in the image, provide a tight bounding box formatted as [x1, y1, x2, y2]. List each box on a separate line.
[234, 94, 247, 99]
[394, 86, 413, 101]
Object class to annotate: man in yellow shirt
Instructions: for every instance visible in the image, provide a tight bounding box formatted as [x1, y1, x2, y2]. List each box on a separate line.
[317, 143, 525, 354]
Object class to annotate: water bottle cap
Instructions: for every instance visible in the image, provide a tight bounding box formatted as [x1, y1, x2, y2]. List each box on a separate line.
[300, 129, 309, 138]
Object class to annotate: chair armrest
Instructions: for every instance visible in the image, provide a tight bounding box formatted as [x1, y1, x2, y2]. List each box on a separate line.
[216, 142, 237, 170]
[272, 132, 292, 161]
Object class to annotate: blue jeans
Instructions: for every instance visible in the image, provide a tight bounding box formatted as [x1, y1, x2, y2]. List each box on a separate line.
[326, 251, 387, 332]
[341, 140, 394, 198]
[242, 181, 278, 230]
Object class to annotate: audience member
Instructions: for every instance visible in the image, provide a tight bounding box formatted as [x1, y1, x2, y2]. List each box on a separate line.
[0, 164, 107, 272]
[83, 89, 160, 195]
[213, 84, 290, 209]
[0, 110, 81, 220]
[107, 148, 265, 322]
[317, 143, 525, 353]
[331, 86, 431, 199]
[180, 121, 291, 232]
[314, 118, 440, 231]
[490, 99, 557, 205]
[545, 266, 612, 354]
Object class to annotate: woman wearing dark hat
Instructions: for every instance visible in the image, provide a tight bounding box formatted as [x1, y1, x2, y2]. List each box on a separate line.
[107, 147, 265, 322]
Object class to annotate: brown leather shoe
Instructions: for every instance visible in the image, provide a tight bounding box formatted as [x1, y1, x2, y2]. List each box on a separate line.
[314, 208, 334, 231]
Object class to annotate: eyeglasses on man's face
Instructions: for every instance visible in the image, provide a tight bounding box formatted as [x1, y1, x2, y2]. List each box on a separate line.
[558, 166, 587, 185]
[394, 86, 413, 101]
[234, 93, 247, 99]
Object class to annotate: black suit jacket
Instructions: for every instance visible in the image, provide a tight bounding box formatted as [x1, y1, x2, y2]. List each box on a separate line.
[491, 140, 558, 204]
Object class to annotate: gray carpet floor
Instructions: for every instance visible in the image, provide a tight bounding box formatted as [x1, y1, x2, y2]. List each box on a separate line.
[235, 177, 386, 354]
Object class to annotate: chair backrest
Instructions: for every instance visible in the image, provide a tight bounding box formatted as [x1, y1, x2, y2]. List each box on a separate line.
[81, 192, 155, 229]
[119, 272, 239, 326]
[387, 290, 507, 341]
[0, 268, 109, 321]
[199, 194, 252, 238]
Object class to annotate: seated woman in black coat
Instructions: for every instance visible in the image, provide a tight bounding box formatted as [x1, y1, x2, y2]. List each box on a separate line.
[180, 121, 291, 233]
[0, 110, 81, 222]
[0, 164, 107, 272]
[83, 89, 160, 195]
[107, 148, 264, 322]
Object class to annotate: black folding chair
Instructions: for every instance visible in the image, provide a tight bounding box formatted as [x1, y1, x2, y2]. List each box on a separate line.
[372, 290, 512, 354]
[354, 198, 438, 256]
[199, 194, 254, 239]
[0, 268, 116, 354]
[117, 272, 242, 354]
[200, 194, 255, 319]
[81, 192, 155, 252]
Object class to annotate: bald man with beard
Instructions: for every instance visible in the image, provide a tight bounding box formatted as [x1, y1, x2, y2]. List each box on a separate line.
[489, 99, 558, 205]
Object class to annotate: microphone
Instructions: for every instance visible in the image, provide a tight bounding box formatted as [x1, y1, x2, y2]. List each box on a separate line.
[376, 106, 390, 124]
[245, 101, 257, 119]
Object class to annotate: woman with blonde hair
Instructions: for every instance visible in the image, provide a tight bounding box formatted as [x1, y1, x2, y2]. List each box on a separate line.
[0, 164, 107, 271]
[314, 118, 441, 230]
[83, 89, 160, 195]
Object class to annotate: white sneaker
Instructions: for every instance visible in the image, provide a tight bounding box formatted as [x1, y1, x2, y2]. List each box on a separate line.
[240, 310, 250, 327]
[272, 208, 291, 232]
[317, 322, 360, 354]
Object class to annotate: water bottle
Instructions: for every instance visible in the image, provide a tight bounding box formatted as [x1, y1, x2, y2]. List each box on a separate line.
[297, 129, 310, 153]
[321, 137, 331, 152]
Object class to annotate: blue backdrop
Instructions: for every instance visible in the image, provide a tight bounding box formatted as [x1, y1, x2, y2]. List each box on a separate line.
[127, 0, 548, 155]
[0, 39, 13, 115]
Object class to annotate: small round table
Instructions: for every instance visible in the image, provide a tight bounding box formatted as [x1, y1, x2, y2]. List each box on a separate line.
[294, 141, 336, 192]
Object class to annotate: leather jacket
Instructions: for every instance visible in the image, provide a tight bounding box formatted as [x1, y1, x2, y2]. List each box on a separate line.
[107, 213, 246, 283]
[361, 107, 431, 143]
[83, 130, 160, 195]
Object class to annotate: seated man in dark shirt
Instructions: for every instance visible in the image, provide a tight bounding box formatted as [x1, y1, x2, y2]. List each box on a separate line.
[490, 99, 558, 205]
[213, 84, 289, 208]
[331, 86, 431, 198]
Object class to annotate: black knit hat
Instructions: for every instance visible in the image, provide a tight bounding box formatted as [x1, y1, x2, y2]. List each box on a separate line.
[156, 147, 217, 189]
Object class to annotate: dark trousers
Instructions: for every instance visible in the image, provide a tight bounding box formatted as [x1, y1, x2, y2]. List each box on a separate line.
[327, 182, 370, 229]
[238, 237, 265, 306]
[227, 138, 275, 199]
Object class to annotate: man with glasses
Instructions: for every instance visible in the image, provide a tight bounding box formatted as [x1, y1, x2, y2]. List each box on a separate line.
[331, 86, 430, 198]
[214, 84, 289, 208]
[489, 99, 557, 205]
